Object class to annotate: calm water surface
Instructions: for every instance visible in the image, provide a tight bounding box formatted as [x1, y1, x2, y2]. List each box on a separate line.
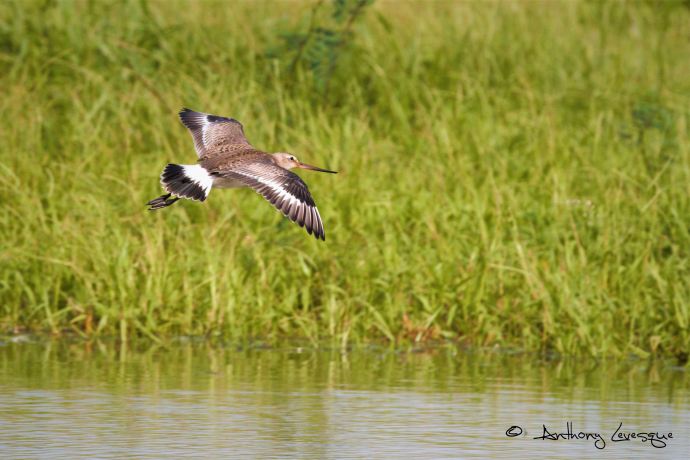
[0, 338, 687, 459]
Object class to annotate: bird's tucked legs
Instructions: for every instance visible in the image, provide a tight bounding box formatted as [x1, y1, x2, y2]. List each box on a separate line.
[146, 193, 180, 210]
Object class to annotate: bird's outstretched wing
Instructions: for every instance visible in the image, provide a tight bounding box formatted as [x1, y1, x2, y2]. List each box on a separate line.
[218, 160, 326, 241]
[179, 108, 252, 158]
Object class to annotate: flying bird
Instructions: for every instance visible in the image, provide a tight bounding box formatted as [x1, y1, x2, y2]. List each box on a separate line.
[147, 109, 337, 240]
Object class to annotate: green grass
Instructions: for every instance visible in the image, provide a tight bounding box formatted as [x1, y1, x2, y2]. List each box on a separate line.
[1, 0, 689, 360]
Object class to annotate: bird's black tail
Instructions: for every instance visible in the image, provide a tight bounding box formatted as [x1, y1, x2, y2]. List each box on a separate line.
[146, 163, 212, 211]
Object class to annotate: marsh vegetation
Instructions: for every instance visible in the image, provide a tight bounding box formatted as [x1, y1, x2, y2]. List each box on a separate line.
[1, 1, 689, 359]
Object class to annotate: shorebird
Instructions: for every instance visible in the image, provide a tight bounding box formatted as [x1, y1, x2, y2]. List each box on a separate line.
[147, 109, 337, 240]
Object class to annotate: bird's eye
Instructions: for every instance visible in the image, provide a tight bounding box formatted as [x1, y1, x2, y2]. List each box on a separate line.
[290, 156, 295, 161]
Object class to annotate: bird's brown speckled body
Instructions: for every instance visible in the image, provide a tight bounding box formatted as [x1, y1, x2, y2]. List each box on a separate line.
[146, 109, 337, 240]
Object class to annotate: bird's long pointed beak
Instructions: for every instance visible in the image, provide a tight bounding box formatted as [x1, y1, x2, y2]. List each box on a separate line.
[297, 162, 337, 174]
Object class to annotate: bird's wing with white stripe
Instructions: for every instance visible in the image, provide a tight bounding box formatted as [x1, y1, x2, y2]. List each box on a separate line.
[179, 108, 252, 157]
[219, 161, 325, 241]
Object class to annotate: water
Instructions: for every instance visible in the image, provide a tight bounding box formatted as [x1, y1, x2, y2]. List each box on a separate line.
[0, 338, 687, 459]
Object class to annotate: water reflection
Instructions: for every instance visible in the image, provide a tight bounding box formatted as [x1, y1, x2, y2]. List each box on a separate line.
[0, 338, 687, 459]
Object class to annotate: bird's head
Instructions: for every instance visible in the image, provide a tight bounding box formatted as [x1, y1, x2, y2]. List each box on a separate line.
[272, 152, 337, 174]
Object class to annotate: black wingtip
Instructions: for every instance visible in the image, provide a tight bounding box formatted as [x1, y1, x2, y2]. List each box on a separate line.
[178, 108, 203, 128]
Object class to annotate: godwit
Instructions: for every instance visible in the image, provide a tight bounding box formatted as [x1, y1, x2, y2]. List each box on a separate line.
[147, 109, 337, 240]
